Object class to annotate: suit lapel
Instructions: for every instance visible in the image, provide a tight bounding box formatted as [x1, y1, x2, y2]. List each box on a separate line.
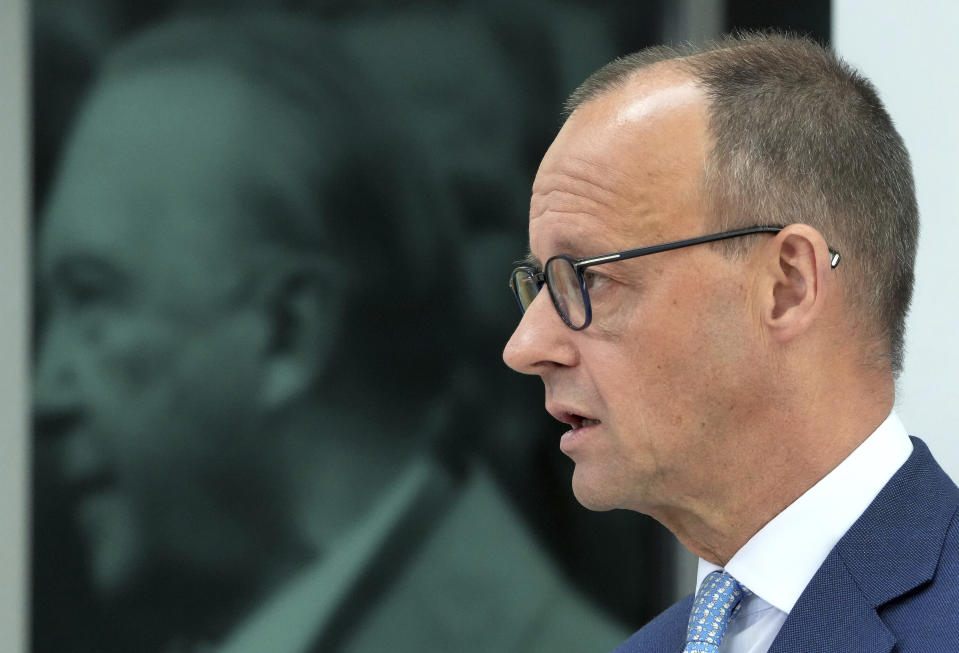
[769, 552, 893, 653]
[770, 438, 959, 653]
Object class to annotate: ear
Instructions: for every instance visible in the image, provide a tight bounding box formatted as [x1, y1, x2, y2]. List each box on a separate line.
[758, 224, 833, 343]
[255, 264, 343, 411]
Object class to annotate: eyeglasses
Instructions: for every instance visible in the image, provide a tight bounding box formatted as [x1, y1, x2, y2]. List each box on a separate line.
[509, 225, 841, 330]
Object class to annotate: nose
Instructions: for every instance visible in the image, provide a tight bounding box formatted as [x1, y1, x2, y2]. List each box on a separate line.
[33, 317, 107, 494]
[503, 288, 578, 376]
[34, 318, 84, 440]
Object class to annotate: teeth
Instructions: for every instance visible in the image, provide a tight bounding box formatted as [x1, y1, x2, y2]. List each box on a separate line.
[581, 418, 600, 427]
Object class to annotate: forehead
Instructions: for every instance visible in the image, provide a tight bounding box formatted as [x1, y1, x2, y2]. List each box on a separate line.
[39, 65, 314, 291]
[529, 67, 710, 258]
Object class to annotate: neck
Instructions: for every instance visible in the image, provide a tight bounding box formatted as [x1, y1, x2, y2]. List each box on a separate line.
[657, 363, 895, 566]
[276, 402, 428, 555]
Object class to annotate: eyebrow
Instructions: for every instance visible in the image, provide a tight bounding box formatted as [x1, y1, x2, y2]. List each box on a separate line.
[518, 236, 606, 270]
[518, 249, 541, 269]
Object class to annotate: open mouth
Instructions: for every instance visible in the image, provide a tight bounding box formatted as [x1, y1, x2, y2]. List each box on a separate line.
[552, 409, 601, 431]
[546, 403, 603, 436]
[570, 415, 601, 430]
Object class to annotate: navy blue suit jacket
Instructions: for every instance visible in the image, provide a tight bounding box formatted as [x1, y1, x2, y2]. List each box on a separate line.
[613, 438, 959, 652]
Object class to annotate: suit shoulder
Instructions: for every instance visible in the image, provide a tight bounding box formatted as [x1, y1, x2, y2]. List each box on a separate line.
[610, 595, 691, 653]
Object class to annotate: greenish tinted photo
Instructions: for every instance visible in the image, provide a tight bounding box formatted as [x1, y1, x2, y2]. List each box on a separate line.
[30, 3, 707, 651]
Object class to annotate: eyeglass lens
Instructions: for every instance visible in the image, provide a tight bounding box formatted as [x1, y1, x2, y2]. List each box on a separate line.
[512, 269, 541, 311]
[546, 257, 587, 328]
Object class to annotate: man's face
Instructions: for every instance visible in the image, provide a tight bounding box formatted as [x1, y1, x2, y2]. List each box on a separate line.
[504, 70, 764, 519]
[35, 67, 284, 597]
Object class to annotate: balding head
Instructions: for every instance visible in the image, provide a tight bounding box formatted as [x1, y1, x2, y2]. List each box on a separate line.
[566, 33, 918, 377]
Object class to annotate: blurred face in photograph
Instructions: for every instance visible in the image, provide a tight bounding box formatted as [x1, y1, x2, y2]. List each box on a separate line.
[503, 70, 765, 519]
[34, 64, 304, 598]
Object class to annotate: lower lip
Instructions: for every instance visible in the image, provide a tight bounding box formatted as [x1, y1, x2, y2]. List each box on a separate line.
[559, 423, 600, 454]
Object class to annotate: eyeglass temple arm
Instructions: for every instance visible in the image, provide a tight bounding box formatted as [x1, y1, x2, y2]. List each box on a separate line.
[576, 226, 841, 269]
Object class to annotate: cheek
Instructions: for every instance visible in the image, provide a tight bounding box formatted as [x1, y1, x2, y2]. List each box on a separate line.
[588, 289, 742, 446]
[78, 313, 183, 402]
[92, 320, 195, 431]
[93, 315, 267, 548]
[85, 314, 261, 472]
[591, 308, 700, 409]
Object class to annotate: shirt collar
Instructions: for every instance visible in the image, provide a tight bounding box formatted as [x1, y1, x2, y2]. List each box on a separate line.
[696, 410, 912, 614]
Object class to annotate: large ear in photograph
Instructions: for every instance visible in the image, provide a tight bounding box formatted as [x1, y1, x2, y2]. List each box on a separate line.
[257, 262, 344, 412]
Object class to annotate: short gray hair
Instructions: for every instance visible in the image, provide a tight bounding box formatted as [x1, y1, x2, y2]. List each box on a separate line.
[566, 32, 918, 375]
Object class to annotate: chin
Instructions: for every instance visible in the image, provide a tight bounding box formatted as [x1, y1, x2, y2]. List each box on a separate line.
[78, 497, 146, 600]
[570, 465, 623, 512]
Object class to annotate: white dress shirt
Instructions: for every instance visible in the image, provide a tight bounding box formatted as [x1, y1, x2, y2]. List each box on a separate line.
[695, 411, 913, 653]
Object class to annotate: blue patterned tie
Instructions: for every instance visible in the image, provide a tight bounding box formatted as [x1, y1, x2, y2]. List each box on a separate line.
[683, 570, 751, 653]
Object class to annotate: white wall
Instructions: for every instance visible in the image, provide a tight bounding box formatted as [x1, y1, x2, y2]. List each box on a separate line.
[0, 0, 29, 651]
[835, 1, 959, 480]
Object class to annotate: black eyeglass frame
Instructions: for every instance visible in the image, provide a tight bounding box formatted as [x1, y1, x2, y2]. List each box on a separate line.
[509, 225, 841, 330]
